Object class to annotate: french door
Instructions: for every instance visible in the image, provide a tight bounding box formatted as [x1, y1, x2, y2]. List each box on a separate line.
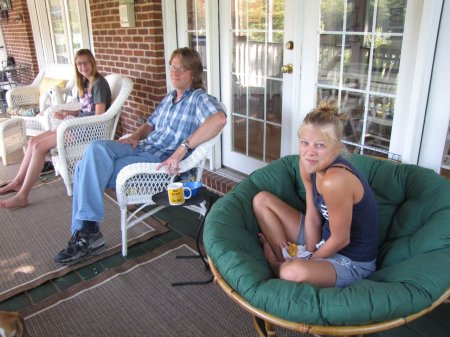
[166, 0, 439, 175]
[27, 0, 91, 66]
[220, 0, 305, 174]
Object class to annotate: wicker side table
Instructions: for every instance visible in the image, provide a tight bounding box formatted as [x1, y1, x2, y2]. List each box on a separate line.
[0, 117, 26, 165]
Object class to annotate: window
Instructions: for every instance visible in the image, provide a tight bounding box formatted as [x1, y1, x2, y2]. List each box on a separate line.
[47, 0, 86, 64]
[317, 0, 406, 159]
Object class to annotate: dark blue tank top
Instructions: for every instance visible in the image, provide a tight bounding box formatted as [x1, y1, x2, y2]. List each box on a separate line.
[312, 156, 378, 261]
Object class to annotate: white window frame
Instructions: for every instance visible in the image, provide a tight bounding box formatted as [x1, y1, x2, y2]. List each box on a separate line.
[419, 0, 450, 172]
[390, 0, 443, 165]
[27, 0, 92, 68]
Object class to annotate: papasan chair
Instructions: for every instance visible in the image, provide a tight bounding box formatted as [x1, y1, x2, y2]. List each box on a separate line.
[204, 154, 450, 337]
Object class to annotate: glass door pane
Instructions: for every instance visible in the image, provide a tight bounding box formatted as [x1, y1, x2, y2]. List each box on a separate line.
[48, 0, 69, 63]
[317, 0, 406, 160]
[47, 0, 87, 64]
[231, 0, 284, 162]
[67, 0, 83, 52]
[186, 0, 208, 88]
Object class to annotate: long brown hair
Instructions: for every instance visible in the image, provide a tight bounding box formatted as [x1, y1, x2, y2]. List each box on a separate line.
[169, 47, 205, 91]
[74, 49, 99, 98]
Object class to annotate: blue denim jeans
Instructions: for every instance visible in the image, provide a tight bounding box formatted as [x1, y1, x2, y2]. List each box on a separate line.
[71, 140, 163, 233]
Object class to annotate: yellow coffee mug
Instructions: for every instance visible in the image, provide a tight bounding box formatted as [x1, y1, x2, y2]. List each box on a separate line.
[167, 182, 192, 205]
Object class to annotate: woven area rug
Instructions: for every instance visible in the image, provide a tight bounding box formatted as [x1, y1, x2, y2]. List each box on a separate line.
[0, 178, 168, 302]
[21, 240, 310, 337]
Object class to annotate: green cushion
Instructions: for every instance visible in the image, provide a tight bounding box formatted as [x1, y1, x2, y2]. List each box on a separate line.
[204, 154, 450, 325]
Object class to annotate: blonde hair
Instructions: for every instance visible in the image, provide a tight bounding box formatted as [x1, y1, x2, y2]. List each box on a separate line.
[297, 100, 349, 146]
[169, 47, 205, 90]
[74, 49, 99, 98]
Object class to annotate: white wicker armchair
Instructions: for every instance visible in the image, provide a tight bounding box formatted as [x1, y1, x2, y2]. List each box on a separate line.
[116, 133, 221, 256]
[51, 73, 133, 196]
[7, 63, 75, 136]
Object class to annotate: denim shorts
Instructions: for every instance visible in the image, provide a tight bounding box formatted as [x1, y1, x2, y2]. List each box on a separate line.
[296, 216, 376, 288]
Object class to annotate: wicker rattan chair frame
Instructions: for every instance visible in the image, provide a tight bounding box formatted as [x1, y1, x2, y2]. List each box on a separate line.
[116, 133, 221, 257]
[208, 258, 450, 337]
[8, 63, 75, 136]
[50, 73, 133, 196]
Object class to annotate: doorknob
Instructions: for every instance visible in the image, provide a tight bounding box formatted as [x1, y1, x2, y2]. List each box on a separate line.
[281, 64, 293, 74]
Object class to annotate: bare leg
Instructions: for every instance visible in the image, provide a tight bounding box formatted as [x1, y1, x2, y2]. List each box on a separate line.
[0, 137, 37, 195]
[279, 258, 337, 288]
[260, 232, 337, 287]
[253, 191, 302, 261]
[259, 233, 283, 275]
[0, 131, 56, 208]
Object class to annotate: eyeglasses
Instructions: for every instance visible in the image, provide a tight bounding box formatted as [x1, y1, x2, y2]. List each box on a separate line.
[168, 65, 191, 73]
[76, 61, 90, 67]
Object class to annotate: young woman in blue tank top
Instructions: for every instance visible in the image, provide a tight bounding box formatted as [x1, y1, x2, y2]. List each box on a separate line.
[254, 100, 378, 288]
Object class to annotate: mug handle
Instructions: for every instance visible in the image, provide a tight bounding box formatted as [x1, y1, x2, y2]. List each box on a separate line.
[184, 187, 192, 199]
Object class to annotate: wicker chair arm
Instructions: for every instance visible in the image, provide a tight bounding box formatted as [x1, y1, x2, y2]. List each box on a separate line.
[44, 101, 82, 130]
[115, 133, 221, 208]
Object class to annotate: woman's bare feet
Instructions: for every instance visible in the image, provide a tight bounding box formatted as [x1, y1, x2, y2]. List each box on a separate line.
[0, 194, 29, 208]
[0, 181, 21, 196]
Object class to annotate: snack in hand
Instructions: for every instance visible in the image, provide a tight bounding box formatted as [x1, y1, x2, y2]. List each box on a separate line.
[287, 242, 298, 257]
[281, 243, 313, 260]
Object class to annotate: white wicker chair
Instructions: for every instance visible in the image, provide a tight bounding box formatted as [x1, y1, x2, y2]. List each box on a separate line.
[7, 63, 75, 136]
[51, 73, 133, 196]
[116, 133, 221, 256]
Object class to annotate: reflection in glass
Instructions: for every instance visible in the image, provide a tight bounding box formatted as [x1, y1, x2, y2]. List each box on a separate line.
[248, 119, 264, 160]
[317, 0, 406, 158]
[318, 34, 342, 87]
[187, 1, 208, 89]
[364, 95, 394, 150]
[266, 79, 282, 124]
[49, 0, 68, 63]
[249, 85, 265, 119]
[188, 0, 206, 30]
[340, 90, 366, 144]
[266, 123, 281, 161]
[375, 0, 406, 34]
[68, 0, 82, 54]
[248, 0, 267, 30]
[232, 78, 246, 115]
[232, 115, 246, 154]
[370, 36, 402, 94]
[231, 0, 285, 163]
[320, 0, 345, 31]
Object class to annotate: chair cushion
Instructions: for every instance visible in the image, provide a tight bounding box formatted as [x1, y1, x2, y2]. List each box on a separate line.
[39, 77, 67, 96]
[8, 104, 40, 116]
[204, 154, 450, 325]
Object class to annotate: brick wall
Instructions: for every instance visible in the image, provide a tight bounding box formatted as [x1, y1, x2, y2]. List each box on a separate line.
[0, 0, 38, 83]
[1, 0, 168, 136]
[90, 0, 168, 136]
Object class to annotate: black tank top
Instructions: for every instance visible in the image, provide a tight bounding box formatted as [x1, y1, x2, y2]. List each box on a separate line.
[312, 156, 378, 261]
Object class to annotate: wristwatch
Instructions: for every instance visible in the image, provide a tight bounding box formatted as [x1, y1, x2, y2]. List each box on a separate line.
[181, 139, 191, 150]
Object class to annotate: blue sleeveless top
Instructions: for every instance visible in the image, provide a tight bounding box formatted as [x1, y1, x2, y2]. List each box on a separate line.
[311, 156, 378, 262]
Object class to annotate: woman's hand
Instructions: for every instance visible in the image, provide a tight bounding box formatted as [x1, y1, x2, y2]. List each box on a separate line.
[54, 110, 78, 120]
[53, 111, 67, 120]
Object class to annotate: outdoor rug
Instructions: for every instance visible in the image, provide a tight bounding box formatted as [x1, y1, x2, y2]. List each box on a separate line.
[21, 240, 311, 337]
[0, 177, 168, 302]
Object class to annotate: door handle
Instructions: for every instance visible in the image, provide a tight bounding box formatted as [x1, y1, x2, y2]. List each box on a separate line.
[281, 64, 293, 74]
